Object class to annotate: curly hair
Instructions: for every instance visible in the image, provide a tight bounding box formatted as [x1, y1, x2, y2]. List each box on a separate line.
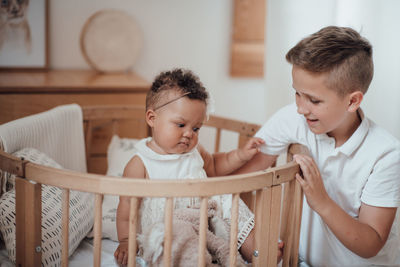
[146, 69, 209, 110]
[286, 26, 373, 96]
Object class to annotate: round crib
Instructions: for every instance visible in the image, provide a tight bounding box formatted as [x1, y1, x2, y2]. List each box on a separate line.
[0, 105, 306, 267]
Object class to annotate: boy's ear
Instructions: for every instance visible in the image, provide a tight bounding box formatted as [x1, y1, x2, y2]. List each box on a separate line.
[347, 91, 363, 112]
[146, 109, 156, 127]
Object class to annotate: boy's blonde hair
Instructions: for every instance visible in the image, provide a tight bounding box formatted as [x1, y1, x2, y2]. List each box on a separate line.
[286, 26, 373, 96]
[146, 68, 208, 111]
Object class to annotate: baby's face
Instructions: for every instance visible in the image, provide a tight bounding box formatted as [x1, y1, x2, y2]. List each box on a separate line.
[148, 95, 207, 154]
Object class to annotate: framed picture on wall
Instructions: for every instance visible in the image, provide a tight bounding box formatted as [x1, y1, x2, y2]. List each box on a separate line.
[0, 0, 49, 70]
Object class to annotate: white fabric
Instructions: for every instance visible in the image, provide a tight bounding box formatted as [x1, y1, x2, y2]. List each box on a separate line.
[0, 104, 86, 173]
[256, 103, 400, 266]
[135, 137, 255, 249]
[0, 238, 132, 267]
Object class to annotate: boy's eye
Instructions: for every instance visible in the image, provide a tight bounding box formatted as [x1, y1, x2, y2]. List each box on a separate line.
[177, 123, 185, 128]
[310, 98, 321, 104]
[193, 127, 200, 132]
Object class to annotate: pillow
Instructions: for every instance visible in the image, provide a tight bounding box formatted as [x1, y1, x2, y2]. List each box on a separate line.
[101, 135, 138, 241]
[106, 135, 139, 177]
[0, 148, 94, 265]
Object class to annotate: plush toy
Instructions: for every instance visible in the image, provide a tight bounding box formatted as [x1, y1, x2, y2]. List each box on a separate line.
[138, 200, 247, 267]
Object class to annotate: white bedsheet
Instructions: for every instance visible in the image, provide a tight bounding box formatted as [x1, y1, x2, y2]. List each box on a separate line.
[69, 238, 120, 267]
[0, 238, 146, 267]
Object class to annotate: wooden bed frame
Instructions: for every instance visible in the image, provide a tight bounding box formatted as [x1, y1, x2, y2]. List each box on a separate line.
[0, 105, 305, 267]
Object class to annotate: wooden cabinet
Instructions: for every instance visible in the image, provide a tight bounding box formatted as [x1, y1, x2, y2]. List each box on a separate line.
[0, 69, 150, 174]
[0, 69, 150, 124]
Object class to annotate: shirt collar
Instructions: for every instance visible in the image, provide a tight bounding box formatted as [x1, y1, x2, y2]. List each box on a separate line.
[336, 109, 369, 156]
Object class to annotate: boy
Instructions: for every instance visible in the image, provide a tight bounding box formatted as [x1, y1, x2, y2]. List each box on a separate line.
[237, 26, 400, 265]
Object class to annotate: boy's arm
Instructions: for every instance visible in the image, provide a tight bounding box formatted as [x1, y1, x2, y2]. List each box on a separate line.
[115, 156, 146, 265]
[294, 154, 397, 258]
[200, 137, 265, 177]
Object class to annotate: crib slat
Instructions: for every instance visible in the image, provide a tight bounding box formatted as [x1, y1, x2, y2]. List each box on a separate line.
[290, 180, 304, 267]
[15, 177, 42, 267]
[128, 197, 139, 267]
[229, 193, 239, 267]
[253, 187, 272, 266]
[111, 119, 119, 135]
[93, 194, 103, 267]
[85, 120, 93, 170]
[61, 189, 70, 267]
[267, 185, 282, 266]
[164, 197, 174, 267]
[198, 197, 208, 267]
[281, 181, 296, 267]
[214, 128, 221, 153]
[238, 134, 249, 148]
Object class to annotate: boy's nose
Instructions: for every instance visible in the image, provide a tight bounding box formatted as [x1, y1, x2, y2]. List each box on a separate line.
[296, 102, 309, 115]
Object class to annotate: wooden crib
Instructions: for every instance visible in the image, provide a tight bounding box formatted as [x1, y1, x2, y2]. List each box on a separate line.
[0, 105, 305, 267]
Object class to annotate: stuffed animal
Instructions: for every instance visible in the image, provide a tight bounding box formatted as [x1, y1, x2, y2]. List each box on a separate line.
[138, 200, 247, 267]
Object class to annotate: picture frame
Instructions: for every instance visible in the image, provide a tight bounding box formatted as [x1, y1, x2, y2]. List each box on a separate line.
[0, 0, 49, 70]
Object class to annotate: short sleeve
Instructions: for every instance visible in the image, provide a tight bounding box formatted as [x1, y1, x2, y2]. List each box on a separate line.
[255, 103, 305, 155]
[361, 146, 400, 207]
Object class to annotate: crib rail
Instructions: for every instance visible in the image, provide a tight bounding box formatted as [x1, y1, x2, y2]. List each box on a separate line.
[10, 154, 303, 267]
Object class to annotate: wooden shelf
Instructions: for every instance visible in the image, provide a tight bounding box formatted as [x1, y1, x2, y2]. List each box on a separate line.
[0, 69, 150, 93]
[0, 69, 150, 124]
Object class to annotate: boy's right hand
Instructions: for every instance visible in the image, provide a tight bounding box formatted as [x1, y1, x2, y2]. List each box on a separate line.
[114, 241, 128, 266]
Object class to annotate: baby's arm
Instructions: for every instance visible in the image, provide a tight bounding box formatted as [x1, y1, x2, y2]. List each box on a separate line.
[201, 137, 265, 177]
[114, 156, 146, 266]
[294, 154, 397, 258]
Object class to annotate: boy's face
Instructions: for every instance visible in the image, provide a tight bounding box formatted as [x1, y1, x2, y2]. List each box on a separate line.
[292, 66, 358, 139]
[146, 93, 206, 154]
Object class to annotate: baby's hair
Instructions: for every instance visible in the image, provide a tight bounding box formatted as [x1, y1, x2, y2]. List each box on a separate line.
[286, 26, 373, 96]
[146, 68, 209, 110]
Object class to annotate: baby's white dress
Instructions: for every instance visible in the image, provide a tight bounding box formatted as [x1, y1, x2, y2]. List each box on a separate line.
[135, 137, 255, 248]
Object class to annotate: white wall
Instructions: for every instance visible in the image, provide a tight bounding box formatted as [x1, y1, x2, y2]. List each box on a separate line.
[50, 0, 400, 142]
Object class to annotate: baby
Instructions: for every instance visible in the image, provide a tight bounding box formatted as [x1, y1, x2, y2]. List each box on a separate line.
[114, 68, 265, 265]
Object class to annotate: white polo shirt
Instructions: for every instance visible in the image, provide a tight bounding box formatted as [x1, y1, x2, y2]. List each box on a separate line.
[255, 103, 400, 266]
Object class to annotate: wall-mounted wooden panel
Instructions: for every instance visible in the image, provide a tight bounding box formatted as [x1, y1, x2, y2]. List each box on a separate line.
[230, 0, 266, 78]
[233, 0, 266, 41]
[230, 42, 264, 77]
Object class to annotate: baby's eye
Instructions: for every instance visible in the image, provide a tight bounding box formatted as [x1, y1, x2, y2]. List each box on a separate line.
[193, 127, 200, 132]
[177, 123, 185, 128]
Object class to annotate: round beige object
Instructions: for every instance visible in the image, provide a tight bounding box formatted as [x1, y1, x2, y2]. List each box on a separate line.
[80, 9, 143, 73]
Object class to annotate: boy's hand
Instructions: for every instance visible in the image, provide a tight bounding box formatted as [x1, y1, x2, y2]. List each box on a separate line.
[238, 137, 265, 162]
[114, 240, 129, 266]
[293, 154, 331, 213]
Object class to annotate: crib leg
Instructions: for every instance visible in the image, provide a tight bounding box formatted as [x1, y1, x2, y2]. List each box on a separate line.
[15, 177, 42, 267]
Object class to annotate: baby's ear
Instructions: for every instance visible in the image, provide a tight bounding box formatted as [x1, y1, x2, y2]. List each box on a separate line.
[146, 109, 156, 127]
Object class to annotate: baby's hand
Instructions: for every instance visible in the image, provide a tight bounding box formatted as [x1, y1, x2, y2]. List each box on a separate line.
[114, 240, 129, 266]
[238, 137, 265, 162]
[277, 241, 284, 263]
